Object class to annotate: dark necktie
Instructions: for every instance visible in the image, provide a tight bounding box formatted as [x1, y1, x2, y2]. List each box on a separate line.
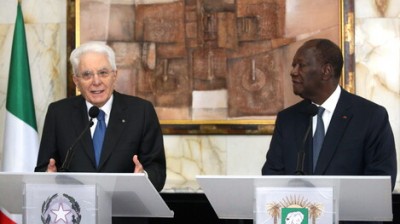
[313, 107, 325, 172]
[93, 110, 105, 167]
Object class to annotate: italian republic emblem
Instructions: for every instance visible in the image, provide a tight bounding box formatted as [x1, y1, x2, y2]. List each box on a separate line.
[41, 193, 81, 224]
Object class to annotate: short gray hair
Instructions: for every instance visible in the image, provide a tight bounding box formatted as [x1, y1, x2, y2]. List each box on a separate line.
[69, 41, 117, 76]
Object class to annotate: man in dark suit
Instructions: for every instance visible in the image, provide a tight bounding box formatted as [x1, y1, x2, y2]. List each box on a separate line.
[262, 39, 397, 223]
[35, 41, 166, 223]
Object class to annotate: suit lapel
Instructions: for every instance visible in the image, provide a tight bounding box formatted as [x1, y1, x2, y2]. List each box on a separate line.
[98, 92, 128, 169]
[314, 90, 353, 174]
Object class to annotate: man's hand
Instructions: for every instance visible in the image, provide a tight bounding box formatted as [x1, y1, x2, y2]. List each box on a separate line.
[133, 155, 144, 173]
[46, 158, 57, 172]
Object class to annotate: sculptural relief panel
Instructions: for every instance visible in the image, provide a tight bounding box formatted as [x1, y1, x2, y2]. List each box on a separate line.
[79, 0, 339, 122]
[228, 50, 284, 116]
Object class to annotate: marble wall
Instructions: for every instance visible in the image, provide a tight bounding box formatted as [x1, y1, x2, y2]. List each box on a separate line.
[0, 0, 399, 193]
[354, 0, 400, 191]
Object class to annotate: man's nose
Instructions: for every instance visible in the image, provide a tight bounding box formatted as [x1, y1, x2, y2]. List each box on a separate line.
[290, 65, 299, 77]
[92, 73, 102, 84]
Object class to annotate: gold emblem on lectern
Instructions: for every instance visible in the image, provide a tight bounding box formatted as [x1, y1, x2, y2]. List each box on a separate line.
[266, 195, 323, 224]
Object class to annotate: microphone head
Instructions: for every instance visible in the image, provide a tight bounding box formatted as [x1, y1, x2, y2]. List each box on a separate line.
[89, 106, 100, 118]
[304, 103, 318, 116]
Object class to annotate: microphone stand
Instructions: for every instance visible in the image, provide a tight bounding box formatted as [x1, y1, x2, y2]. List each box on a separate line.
[295, 115, 314, 175]
[59, 119, 94, 172]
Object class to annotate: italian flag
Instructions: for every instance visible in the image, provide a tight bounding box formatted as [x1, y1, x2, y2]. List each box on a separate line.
[2, 2, 38, 172]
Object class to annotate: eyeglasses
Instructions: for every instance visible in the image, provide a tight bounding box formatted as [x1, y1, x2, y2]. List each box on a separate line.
[76, 69, 114, 80]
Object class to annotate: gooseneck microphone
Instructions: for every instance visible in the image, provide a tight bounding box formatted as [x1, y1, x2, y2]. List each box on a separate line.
[59, 106, 100, 172]
[295, 103, 318, 175]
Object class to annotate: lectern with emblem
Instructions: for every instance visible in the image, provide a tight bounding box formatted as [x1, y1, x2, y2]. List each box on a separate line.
[0, 172, 173, 223]
[197, 175, 393, 224]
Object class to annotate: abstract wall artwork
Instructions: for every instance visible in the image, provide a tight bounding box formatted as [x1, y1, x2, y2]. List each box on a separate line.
[70, 0, 347, 134]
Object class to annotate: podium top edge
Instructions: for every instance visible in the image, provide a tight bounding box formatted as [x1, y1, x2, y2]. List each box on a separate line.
[195, 175, 391, 180]
[0, 172, 146, 177]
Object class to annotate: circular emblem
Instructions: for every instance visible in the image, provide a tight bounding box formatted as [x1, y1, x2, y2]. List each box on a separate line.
[41, 193, 81, 224]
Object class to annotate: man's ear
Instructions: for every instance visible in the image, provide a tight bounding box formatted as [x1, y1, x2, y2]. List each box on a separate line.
[321, 63, 334, 80]
[72, 75, 79, 86]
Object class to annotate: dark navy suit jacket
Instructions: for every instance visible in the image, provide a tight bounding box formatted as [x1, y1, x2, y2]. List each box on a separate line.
[262, 88, 397, 189]
[262, 89, 397, 224]
[35, 91, 166, 191]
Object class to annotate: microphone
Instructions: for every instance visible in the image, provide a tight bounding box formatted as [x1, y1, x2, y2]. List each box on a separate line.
[59, 106, 100, 172]
[295, 103, 318, 175]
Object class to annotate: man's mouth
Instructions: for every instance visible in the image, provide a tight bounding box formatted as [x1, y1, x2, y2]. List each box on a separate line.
[292, 80, 301, 84]
[91, 90, 104, 94]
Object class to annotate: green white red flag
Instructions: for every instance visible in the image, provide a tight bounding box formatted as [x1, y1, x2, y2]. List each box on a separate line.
[2, 2, 38, 172]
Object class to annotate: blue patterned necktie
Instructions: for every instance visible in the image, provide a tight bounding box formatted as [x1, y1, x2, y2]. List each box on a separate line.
[93, 110, 105, 167]
[313, 107, 325, 172]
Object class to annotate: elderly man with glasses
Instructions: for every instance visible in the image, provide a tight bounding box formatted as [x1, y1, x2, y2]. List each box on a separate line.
[35, 41, 167, 223]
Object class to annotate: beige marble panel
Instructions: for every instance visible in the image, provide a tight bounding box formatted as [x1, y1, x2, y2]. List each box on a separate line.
[356, 19, 399, 97]
[226, 135, 270, 175]
[21, 0, 66, 23]
[0, 25, 13, 163]
[163, 136, 227, 191]
[0, 1, 17, 23]
[354, 0, 400, 191]
[355, 0, 400, 18]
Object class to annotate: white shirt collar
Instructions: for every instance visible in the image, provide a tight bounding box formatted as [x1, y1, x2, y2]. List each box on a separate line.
[312, 85, 341, 134]
[85, 94, 114, 124]
[315, 85, 341, 114]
